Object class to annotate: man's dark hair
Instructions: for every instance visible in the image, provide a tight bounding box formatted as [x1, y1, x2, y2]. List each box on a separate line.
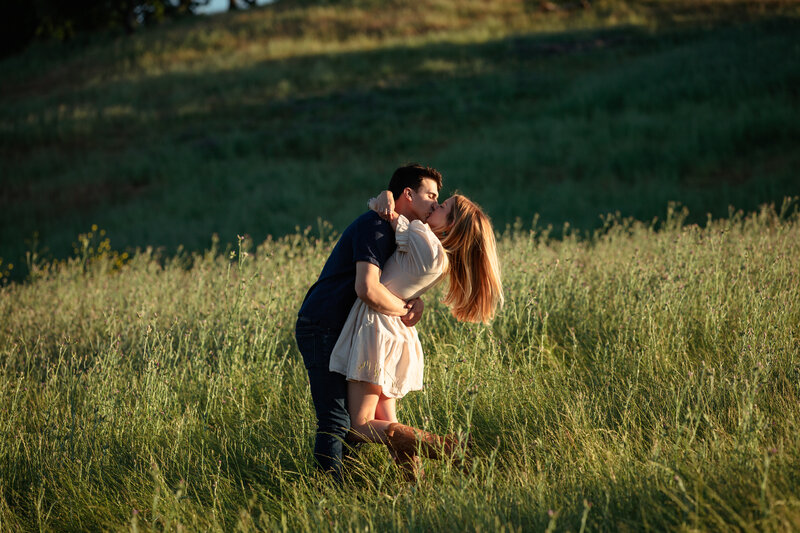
[388, 163, 443, 200]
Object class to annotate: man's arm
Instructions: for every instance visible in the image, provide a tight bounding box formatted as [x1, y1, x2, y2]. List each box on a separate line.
[355, 262, 409, 317]
[400, 297, 424, 327]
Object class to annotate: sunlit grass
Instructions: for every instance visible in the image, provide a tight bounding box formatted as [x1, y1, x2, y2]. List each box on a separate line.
[1, 199, 799, 529]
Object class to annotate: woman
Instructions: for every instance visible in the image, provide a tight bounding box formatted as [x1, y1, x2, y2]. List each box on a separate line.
[328, 193, 504, 477]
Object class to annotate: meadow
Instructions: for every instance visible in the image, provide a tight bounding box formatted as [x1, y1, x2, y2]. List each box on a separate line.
[1, 0, 800, 530]
[1, 200, 799, 530]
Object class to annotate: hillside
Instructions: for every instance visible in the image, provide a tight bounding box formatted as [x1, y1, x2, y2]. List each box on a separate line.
[1, 0, 799, 281]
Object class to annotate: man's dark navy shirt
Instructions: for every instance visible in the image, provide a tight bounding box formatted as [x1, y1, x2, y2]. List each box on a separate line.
[298, 211, 396, 335]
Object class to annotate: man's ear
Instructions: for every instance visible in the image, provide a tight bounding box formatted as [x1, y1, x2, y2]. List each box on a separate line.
[403, 187, 413, 201]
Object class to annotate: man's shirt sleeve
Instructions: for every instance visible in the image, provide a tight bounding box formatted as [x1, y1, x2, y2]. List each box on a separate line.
[352, 214, 394, 269]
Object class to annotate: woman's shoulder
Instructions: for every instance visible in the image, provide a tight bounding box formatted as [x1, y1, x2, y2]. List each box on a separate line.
[408, 219, 428, 229]
[408, 218, 435, 236]
[409, 219, 441, 244]
[405, 220, 445, 271]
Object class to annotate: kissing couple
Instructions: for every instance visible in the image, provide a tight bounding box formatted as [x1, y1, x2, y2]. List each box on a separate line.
[295, 163, 503, 481]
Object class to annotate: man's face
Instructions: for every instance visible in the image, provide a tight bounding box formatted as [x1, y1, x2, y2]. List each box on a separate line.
[406, 178, 440, 222]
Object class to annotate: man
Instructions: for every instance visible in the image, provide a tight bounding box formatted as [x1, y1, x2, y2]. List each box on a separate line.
[295, 163, 443, 480]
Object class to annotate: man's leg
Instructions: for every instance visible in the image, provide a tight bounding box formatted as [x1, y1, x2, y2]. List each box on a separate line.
[295, 319, 349, 480]
[306, 364, 349, 478]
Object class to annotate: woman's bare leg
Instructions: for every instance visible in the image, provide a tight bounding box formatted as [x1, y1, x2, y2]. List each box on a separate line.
[347, 381, 421, 479]
[347, 380, 395, 444]
[375, 394, 397, 424]
[372, 388, 425, 478]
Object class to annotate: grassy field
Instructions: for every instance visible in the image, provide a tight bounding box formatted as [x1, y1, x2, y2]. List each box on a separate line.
[2, 0, 800, 530]
[1, 0, 799, 281]
[1, 199, 799, 530]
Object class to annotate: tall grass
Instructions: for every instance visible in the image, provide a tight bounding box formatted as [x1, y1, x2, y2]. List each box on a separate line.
[1, 199, 798, 530]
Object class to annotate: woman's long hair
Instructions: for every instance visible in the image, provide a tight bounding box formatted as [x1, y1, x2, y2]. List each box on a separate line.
[440, 195, 504, 323]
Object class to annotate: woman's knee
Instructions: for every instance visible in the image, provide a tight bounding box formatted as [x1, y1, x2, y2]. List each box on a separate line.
[374, 396, 397, 422]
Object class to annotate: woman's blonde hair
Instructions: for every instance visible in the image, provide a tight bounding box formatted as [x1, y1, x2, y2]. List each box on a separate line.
[440, 195, 504, 323]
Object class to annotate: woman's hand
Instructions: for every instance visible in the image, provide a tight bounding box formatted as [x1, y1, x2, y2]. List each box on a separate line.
[369, 190, 395, 221]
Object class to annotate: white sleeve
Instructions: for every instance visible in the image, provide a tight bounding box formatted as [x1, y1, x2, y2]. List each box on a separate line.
[394, 215, 411, 250]
[396, 219, 445, 274]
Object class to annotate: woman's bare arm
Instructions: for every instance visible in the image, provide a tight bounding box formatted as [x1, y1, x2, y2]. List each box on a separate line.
[368, 191, 399, 230]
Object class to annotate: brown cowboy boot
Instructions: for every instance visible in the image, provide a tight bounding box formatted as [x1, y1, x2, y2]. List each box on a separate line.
[389, 448, 424, 481]
[384, 422, 464, 461]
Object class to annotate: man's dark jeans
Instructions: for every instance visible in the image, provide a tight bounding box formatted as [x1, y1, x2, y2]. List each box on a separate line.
[294, 316, 349, 480]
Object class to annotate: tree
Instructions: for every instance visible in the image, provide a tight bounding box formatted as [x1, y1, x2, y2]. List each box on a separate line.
[0, 0, 211, 57]
[228, 0, 257, 11]
[0, 2, 39, 57]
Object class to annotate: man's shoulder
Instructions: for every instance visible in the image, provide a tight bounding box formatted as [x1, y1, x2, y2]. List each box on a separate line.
[347, 211, 395, 260]
[346, 211, 392, 233]
[357, 210, 389, 225]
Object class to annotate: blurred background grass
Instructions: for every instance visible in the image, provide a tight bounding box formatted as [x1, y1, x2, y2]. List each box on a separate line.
[1, 0, 799, 280]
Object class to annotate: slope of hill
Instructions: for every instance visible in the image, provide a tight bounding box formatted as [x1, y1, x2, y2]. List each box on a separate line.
[1, 0, 799, 280]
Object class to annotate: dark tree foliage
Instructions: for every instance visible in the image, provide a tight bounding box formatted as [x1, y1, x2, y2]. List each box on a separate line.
[0, 2, 40, 57]
[228, 0, 257, 11]
[0, 0, 210, 57]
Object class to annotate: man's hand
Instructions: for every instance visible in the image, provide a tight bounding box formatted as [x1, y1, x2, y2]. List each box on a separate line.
[400, 298, 424, 327]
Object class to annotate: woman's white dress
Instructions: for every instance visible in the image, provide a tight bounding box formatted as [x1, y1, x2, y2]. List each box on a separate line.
[329, 215, 447, 398]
